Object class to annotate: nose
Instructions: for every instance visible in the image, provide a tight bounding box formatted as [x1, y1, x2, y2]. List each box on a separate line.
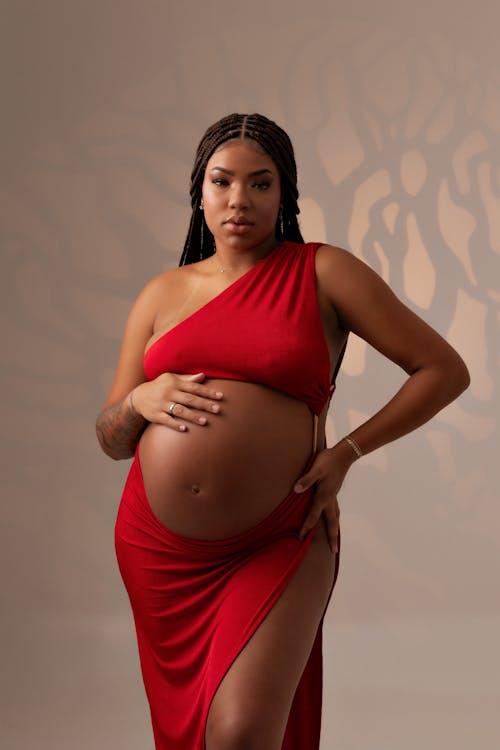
[228, 183, 250, 209]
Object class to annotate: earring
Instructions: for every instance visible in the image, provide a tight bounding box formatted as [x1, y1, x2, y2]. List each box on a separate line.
[279, 206, 284, 238]
[198, 199, 204, 258]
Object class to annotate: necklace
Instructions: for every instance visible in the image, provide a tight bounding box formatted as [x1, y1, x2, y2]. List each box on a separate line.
[212, 254, 237, 274]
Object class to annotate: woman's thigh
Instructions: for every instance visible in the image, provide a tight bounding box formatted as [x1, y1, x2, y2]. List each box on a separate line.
[205, 519, 336, 750]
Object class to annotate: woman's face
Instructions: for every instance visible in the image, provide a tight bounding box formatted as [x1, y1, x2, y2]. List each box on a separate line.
[201, 138, 282, 253]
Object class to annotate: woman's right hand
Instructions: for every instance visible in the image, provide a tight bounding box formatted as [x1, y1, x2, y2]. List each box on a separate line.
[131, 372, 223, 431]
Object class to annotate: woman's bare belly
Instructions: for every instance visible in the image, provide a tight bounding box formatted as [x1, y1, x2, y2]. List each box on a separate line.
[138, 379, 322, 540]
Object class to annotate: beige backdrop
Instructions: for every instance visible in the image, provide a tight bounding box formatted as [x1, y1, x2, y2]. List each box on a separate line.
[1, 1, 499, 748]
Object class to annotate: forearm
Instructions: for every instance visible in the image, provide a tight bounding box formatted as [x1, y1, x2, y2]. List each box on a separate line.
[337, 354, 470, 458]
[96, 391, 147, 460]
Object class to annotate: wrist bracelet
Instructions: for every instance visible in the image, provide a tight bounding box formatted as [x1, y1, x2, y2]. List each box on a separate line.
[344, 435, 363, 459]
[129, 389, 138, 416]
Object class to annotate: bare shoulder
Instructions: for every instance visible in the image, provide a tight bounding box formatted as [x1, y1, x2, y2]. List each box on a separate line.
[130, 264, 203, 331]
[100, 263, 199, 407]
[137, 264, 194, 306]
[315, 243, 378, 282]
[121, 263, 197, 360]
[314, 244, 391, 320]
[315, 243, 352, 265]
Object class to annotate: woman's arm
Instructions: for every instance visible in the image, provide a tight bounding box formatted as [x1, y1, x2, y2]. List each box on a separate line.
[96, 392, 148, 460]
[296, 245, 470, 547]
[319, 244, 470, 454]
[95, 273, 224, 460]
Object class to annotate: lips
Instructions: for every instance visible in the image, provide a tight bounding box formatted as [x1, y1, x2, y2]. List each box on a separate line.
[224, 218, 253, 235]
[225, 216, 253, 226]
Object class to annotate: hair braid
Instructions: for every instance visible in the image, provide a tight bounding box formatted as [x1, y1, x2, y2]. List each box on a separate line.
[179, 113, 304, 266]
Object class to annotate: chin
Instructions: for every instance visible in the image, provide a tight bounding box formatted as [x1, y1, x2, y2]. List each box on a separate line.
[222, 235, 259, 248]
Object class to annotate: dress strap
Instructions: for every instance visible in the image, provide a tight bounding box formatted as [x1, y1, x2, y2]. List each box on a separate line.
[331, 339, 347, 391]
[312, 413, 319, 454]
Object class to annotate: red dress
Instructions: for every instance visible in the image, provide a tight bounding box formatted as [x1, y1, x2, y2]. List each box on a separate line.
[115, 242, 342, 749]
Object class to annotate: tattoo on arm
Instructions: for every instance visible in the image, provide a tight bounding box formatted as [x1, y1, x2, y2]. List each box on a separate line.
[96, 397, 147, 460]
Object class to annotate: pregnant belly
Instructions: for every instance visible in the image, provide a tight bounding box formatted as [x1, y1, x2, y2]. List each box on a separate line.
[137, 379, 316, 540]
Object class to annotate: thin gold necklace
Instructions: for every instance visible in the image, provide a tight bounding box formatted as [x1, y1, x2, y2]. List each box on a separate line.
[212, 253, 237, 274]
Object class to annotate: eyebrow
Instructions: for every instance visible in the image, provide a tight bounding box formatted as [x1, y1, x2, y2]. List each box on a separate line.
[209, 167, 274, 177]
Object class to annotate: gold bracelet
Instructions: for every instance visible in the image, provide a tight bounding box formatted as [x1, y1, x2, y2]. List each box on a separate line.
[344, 435, 363, 459]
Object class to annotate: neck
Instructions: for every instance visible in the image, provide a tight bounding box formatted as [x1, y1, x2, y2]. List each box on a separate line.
[212, 237, 281, 274]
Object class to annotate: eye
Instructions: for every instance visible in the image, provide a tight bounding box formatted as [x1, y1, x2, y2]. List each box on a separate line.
[212, 178, 229, 186]
[252, 181, 271, 190]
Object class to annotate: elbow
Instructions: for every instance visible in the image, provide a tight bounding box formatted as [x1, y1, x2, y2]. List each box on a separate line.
[95, 419, 135, 461]
[97, 439, 134, 461]
[99, 443, 133, 461]
[442, 350, 470, 401]
[451, 352, 470, 396]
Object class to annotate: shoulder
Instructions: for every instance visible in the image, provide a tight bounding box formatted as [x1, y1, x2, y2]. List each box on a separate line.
[284, 241, 368, 280]
[134, 263, 199, 309]
[143, 263, 195, 293]
[117, 262, 202, 352]
[313, 243, 386, 291]
[290, 241, 361, 269]
[312, 244, 403, 331]
[314, 243, 365, 271]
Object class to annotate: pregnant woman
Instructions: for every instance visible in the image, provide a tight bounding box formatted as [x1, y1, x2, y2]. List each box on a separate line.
[95, 113, 469, 750]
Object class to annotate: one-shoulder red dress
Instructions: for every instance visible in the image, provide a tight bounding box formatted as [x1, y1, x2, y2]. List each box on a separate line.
[115, 241, 343, 749]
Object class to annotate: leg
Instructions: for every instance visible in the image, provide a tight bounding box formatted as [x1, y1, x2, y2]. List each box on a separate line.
[205, 519, 336, 750]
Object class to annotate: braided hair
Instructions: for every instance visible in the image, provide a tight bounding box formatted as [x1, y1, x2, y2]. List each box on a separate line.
[179, 113, 304, 266]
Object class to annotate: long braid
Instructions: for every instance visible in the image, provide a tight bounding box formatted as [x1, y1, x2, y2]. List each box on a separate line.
[179, 113, 304, 266]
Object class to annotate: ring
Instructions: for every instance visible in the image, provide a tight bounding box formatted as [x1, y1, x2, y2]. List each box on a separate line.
[167, 401, 178, 417]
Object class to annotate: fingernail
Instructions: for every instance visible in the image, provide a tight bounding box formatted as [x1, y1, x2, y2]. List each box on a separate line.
[211, 404, 220, 412]
[198, 417, 207, 425]
[179, 424, 187, 431]
[294, 483, 303, 493]
[215, 391, 223, 398]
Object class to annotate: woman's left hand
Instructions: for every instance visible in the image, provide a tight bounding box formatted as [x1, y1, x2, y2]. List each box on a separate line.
[294, 443, 356, 552]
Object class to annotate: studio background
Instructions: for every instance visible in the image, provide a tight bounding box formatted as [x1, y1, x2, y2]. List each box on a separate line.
[1, 1, 498, 748]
